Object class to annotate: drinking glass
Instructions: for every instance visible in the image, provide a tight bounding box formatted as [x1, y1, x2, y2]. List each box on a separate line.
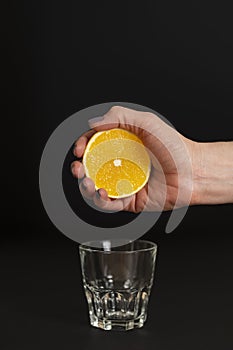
[79, 240, 157, 331]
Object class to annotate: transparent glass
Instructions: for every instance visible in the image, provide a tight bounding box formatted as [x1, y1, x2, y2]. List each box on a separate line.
[79, 240, 157, 331]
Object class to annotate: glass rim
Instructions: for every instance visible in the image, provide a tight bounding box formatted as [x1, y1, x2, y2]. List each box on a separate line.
[79, 239, 157, 254]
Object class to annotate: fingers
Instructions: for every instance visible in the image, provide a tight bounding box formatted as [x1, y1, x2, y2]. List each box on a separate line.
[71, 161, 85, 178]
[88, 106, 147, 134]
[78, 179, 124, 211]
[93, 188, 112, 210]
[78, 176, 134, 212]
[79, 177, 96, 200]
[78, 179, 114, 208]
[73, 130, 95, 158]
[93, 192, 133, 211]
[79, 180, 126, 212]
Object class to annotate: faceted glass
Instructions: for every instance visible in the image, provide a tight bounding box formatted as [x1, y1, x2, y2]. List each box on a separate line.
[79, 240, 157, 331]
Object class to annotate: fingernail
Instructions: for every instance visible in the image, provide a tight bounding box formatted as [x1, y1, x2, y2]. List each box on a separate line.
[88, 116, 104, 127]
[96, 189, 101, 198]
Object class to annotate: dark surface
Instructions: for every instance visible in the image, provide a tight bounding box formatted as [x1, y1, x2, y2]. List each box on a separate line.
[1, 205, 233, 350]
[2, 0, 233, 349]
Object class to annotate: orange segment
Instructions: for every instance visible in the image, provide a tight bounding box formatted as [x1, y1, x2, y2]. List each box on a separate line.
[83, 129, 150, 198]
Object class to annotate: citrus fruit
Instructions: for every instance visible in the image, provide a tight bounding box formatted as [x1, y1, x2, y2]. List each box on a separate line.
[83, 128, 151, 198]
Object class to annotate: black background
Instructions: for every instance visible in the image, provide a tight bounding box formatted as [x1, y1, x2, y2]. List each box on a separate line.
[2, 1, 233, 349]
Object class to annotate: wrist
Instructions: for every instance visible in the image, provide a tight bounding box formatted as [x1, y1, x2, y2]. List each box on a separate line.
[191, 141, 233, 205]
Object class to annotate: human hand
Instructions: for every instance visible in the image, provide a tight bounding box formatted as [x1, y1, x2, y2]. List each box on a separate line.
[71, 106, 197, 212]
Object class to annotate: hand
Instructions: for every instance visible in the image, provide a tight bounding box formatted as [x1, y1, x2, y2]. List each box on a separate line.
[71, 106, 196, 212]
[71, 106, 233, 212]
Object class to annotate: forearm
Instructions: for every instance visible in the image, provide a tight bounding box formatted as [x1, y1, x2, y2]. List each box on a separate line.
[192, 141, 233, 205]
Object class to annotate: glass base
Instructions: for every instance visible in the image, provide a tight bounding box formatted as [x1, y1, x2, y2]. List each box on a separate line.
[84, 286, 150, 331]
[89, 314, 146, 331]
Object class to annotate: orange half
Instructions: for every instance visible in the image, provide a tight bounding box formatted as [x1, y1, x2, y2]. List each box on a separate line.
[83, 128, 150, 198]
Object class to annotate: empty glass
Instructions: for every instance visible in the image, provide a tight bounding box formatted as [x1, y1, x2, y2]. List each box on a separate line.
[79, 240, 157, 331]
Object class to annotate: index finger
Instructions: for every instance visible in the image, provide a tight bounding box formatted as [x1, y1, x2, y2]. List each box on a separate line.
[73, 130, 95, 158]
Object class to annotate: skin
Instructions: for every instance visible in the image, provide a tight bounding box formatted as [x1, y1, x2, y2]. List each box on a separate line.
[71, 106, 233, 213]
